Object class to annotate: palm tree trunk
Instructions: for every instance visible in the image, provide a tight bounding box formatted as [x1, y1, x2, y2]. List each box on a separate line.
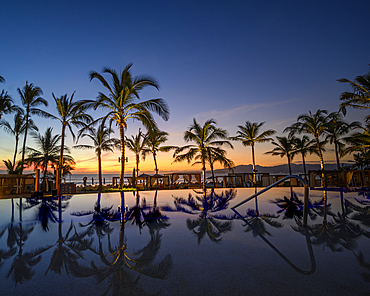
[301, 152, 308, 181]
[251, 144, 256, 186]
[210, 163, 216, 187]
[119, 125, 125, 189]
[20, 111, 30, 173]
[57, 125, 66, 195]
[98, 151, 102, 193]
[13, 136, 19, 170]
[315, 137, 325, 187]
[208, 150, 216, 186]
[287, 154, 292, 175]
[202, 158, 206, 190]
[334, 141, 341, 170]
[136, 154, 139, 178]
[153, 152, 158, 174]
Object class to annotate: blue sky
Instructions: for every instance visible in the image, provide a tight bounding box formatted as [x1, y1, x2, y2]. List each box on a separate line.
[1, 0, 369, 173]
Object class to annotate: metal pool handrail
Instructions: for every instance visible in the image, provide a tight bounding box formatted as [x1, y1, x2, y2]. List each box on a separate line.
[231, 175, 309, 226]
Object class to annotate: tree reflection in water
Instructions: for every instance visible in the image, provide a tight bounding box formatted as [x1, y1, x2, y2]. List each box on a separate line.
[0, 199, 17, 270]
[6, 198, 50, 285]
[72, 192, 173, 296]
[168, 188, 236, 244]
[243, 188, 283, 237]
[45, 196, 93, 276]
[143, 190, 170, 235]
[71, 193, 117, 244]
[22, 196, 71, 231]
[272, 191, 326, 221]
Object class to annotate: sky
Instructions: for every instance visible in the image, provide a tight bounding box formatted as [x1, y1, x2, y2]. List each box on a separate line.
[1, 0, 370, 174]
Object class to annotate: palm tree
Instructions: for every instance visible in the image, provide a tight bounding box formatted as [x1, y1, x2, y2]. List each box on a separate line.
[265, 136, 296, 175]
[337, 65, 370, 122]
[173, 118, 233, 189]
[284, 110, 337, 172]
[142, 130, 177, 174]
[46, 92, 92, 195]
[18, 82, 48, 173]
[206, 147, 235, 186]
[0, 75, 4, 83]
[324, 115, 361, 170]
[87, 64, 170, 188]
[74, 124, 118, 193]
[0, 110, 37, 169]
[0, 90, 16, 120]
[231, 121, 275, 186]
[125, 129, 147, 178]
[344, 124, 370, 154]
[291, 136, 317, 181]
[25, 127, 75, 183]
[2, 160, 23, 175]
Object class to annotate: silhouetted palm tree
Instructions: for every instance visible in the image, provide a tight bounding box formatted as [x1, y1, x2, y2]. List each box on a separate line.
[344, 123, 370, 156]
[284, 110, 337, 172]
[25, 127, 75, 183]
[2, 160, 23, 174]
[291, 135, 317, 181]
[0, 109, 37, 169]
[87, 64, 170, 188]
[0, 90, 16, 120]
[206, 147, 235, 186]
[338, 65, 370, 122]
[265, 136, 296, 175]
[74, 123, 118, 193]
[142, 130, 177, 174]
[173, 118, 233, 189]
[231, 121, 275, 186]
[18, 82, 48, 173]
[125, 128, 147, 178]
[324, 115, 361, 170]
[44, 92, 92, 195]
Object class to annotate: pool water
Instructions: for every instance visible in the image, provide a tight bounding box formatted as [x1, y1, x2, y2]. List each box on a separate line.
[0, 188, 369, 295]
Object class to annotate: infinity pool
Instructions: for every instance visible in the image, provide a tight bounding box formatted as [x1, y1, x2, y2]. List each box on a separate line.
[0, 188, 369, 295]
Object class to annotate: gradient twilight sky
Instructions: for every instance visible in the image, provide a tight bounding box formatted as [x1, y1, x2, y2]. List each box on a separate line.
[1, 0, 369, 174]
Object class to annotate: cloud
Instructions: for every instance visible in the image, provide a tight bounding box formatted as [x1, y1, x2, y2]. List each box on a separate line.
[193, 99, 299, 121]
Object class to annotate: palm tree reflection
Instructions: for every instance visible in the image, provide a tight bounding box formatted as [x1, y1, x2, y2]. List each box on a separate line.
[77, 192, 173, 295]
[6, 198, 50, 285]
[243, 188, 283, 237]
[272, 191, 326, 221]
[45, 196, 93, 276]
[170, 188, 236, 244]
[71, 193, 117, 244]
[22, 196, 71, 231]
[354, 251, 370, 283]
[143, 190, 170, 235]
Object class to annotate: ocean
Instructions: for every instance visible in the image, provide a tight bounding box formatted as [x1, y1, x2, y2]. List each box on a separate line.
[63, 173, 120, 185]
